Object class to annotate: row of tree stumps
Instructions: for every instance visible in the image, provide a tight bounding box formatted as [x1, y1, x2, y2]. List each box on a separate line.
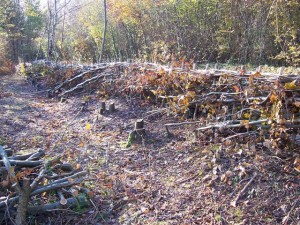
[96, 101, 146, 148]
[99, 101, 115, 115]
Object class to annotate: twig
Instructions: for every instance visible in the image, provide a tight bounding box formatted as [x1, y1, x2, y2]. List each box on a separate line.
[197, 119, 268, 131]
[282, 200, 299, 225]
[165, 121, 203, 134]
[50, 171, 87, 185]
[30, 169, 46, 189]
[222, 131, 257, 141]
[231, 172, 258, 207]
[176, 173, 199, 185]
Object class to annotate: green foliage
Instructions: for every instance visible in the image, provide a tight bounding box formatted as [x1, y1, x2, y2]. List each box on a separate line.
[2, 0, 300, 65]
[0, 0, 43, 62]
[125, 131, 136, 148]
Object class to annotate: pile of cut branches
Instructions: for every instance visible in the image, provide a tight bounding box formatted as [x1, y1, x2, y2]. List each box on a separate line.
[122, 63, 300, 156]
[22, 61, 300, 155]
[0, 146, 91, 225]
[17, 60, 125, 97]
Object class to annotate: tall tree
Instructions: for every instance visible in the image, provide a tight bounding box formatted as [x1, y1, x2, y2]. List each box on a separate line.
[98, 0, 107, 63]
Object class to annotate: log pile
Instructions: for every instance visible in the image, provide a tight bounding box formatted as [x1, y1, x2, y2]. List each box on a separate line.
[0, 146, 91, 225]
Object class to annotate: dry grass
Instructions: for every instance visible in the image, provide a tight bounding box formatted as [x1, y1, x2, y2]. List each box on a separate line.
[0, 57, 15, 75]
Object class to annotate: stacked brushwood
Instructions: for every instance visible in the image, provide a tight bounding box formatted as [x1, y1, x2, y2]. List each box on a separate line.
[18, 61, 126, 97]
[0, 146, 91, 225]
[22, 61, 300, 149]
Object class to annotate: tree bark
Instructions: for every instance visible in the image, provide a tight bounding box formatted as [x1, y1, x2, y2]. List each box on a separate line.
[98, 0, 107, 63]
[15, 179, 31, 225]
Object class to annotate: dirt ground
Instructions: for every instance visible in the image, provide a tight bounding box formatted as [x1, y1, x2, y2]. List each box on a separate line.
[0, 74, 299, 225]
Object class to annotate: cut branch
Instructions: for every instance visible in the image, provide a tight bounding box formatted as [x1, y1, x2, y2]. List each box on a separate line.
[61, 73, 113, 96]
[0, 159, 43, 167]
[0, 177, 84, 209]
[27, 196, 90, 214]
[231, 173, 258, 207]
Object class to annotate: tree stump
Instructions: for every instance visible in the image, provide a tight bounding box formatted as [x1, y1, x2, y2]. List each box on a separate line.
[125, 119, 146, 147]
[109, 102, 115, 113]
[99, 101, 106, 114]
[134, 119, 146, 139]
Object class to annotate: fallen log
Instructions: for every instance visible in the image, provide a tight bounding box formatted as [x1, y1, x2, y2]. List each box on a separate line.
[14, 178, 31, 225]
[0, 146, 91, 223]
[196, 118, 300, 132]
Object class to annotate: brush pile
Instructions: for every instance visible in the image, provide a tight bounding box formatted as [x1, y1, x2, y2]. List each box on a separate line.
[20, 60, 300, 155]
[0, 146, 91, 224]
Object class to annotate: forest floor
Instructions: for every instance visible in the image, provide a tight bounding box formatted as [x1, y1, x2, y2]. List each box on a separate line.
[0, 73, 299, 225]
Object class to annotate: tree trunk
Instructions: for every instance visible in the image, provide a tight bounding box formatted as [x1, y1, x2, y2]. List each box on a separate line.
[15, 179, 31, 225]
[98, 0, 107, 63]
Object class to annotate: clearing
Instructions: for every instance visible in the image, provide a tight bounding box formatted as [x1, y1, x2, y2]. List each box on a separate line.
[0, 65, 299, 224]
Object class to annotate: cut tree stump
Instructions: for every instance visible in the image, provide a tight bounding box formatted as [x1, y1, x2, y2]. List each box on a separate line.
[99, 101, 106, 114]
[109, 102, 115, 113]
[135, 119, 146, 137]
[126, 119, 146, 147]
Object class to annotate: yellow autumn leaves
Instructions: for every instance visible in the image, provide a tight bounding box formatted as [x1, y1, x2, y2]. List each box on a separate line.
[85, 123, 91, 130]
[284, 80, 300, 90]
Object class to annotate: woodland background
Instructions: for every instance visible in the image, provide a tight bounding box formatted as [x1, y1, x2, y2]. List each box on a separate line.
[1, 1, 300, 224]
[1, 0, 300, 72]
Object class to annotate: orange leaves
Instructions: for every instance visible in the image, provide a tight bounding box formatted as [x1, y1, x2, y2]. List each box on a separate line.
[233, 85, 240, 93]
[270, 92, 278, 103]
[240, 120, 250, 129]
[248, 71, 261, 85]
[78, 142, 85, 148]
[15, 168, 34, 180]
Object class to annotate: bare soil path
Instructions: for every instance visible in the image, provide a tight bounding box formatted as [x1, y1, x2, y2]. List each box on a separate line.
[0, 74, 299, 224]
